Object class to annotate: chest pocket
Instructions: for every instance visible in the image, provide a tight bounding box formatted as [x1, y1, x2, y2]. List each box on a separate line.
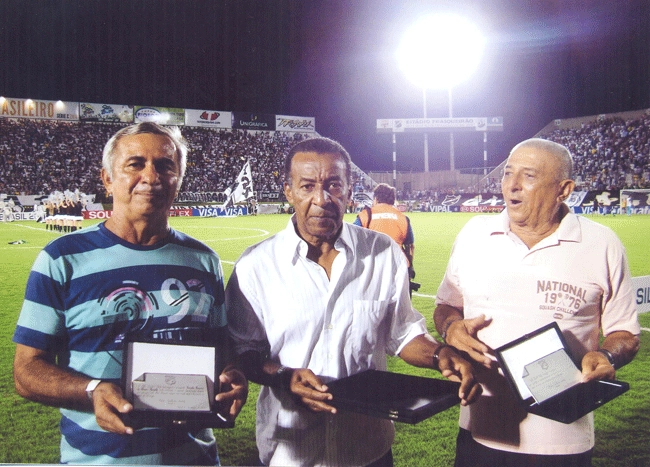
[349, 299, 389, 356]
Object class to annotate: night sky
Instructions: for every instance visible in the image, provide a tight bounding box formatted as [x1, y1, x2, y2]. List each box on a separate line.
[2, 0, 649, 173]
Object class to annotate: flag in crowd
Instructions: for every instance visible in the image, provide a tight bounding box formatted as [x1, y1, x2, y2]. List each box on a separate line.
[221, 161, 254, 209]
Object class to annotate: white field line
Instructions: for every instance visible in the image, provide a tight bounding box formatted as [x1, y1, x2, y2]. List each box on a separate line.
[413, 292, 436, 299]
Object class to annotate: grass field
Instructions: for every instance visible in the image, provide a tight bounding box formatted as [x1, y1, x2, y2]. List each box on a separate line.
[1, 212, 649, 466]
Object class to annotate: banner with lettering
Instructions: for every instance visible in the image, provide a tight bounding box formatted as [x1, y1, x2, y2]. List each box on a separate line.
[275, 115, 316, 132]
[632, 275, 650, 313]
[185, 109, 233, 128]
[0, 97, 79, 121]
[134, 106, 185, 125]
[232, 112, 276, 131]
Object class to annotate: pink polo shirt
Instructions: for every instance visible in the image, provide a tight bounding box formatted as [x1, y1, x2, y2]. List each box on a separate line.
[436, 210, 639, 455]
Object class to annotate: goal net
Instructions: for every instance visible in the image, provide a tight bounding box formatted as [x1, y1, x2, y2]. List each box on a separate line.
[620, 188, 650, 214]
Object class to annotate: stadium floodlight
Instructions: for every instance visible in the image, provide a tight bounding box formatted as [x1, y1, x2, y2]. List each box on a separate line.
[397, 13, 484, 90]
[397, 13, 485, 171]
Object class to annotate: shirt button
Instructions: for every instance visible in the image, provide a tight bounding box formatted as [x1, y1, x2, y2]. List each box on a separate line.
[326, 324, 333, 330]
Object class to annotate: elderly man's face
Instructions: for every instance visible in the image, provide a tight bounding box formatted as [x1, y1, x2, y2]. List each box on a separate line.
[284, 151, 351, 245]
[101, 133, 180, 221]
[501, 147, 570, 229]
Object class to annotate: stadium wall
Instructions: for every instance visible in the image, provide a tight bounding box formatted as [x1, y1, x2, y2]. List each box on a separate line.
[367, 170, 481, 192]
[634, 276, 650, 314]
[83, 206, 249, 219]
[395, 190, 650, 215]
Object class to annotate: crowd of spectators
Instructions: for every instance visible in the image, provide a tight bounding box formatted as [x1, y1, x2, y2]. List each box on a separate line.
[0, 119, 121, 197]
[0, 119, 350, 202]
[4, 113, 647, 203]
[476, 114, 650, 195]
[541, 114, 650, 191]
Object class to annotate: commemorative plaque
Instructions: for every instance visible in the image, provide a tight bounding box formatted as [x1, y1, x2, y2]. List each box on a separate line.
[495, 322, 629, 424]
[122, 339, 234, 429]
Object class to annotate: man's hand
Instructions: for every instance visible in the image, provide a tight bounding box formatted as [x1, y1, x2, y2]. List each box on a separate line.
[216, 367, 248, 420]
[581, 331, 640, 382]
[91, 382, 134, 435]
[398, 334, 482, 406]
[437, 346, 483, 406]
[443, 314, 494, 368]
[286, 368, 336, 414]
[580, 350, 616, 382]
[14, 345, 134, 435]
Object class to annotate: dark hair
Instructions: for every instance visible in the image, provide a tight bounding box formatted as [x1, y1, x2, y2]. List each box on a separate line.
[102, 122, 188, 187]
[373, 183, 396, 205]
[284, 137, 352, 184]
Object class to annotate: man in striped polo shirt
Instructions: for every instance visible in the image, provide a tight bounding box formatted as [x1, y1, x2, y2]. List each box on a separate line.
[13, 122, 247, 465]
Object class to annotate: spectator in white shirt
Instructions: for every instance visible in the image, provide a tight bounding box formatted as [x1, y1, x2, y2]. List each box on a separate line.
[226, 137, 481, 467]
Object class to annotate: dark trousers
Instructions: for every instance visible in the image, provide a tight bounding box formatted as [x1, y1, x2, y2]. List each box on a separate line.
[454, 428, 593, 467]
[259, 449, 393, 467]
[366, 449, 393, 467]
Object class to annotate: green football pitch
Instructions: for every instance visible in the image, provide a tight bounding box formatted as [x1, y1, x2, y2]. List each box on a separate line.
[1, 212, 648, 466]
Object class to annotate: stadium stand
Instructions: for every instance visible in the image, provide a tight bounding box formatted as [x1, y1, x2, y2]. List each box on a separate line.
[2, 111, 647, 203]
[0, 118, 371, 203]
[542, 114, 650, 191]
[481, 110, 650, 195]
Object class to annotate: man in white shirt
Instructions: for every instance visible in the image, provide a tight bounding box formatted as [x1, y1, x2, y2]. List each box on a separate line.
[434, 138, 640, 467]
[226, 137, 481, 467]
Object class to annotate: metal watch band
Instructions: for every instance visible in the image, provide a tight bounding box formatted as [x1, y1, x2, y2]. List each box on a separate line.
[597, 348, 616, 369]
[432, 344, 448, 370]
[85, 379, 102, 400]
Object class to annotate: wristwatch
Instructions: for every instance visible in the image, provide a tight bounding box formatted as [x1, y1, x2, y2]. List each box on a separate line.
[441, 319, 458, 343]
[432, 344, 448, 371]
[275, 365, 293, 389]
[85, 379, 102, 400]
[597, 349, 616, 369]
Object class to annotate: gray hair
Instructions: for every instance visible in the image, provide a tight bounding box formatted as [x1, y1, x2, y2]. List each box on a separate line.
[102, 122, 188, 187]
[509, 138, 573, 180]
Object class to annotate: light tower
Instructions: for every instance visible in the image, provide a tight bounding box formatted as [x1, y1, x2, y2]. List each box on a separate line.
[397, 13, 485, 171]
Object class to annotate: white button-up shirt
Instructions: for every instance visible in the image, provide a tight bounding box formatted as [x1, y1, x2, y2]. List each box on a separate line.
[227, 217, 427, 466]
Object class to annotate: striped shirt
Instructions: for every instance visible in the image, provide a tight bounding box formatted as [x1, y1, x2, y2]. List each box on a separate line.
[13, 222, 226, 465]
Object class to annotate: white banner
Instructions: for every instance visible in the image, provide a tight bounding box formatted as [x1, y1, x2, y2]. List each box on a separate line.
[0, 97, 79, 121]
[275, 115, 316, 132]
[0, 212, 40, 221]
[80, 103, 133, 122]
[185, 109, 233, 128]
[134, 106, 185, 125]
[377, 117, 504, 133]
[566, 191, 588, 208]
[632, 275, 650, 314]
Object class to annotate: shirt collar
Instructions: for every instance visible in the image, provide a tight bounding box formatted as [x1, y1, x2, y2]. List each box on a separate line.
[491, 206, 582, 244]
[283, 214, 352, 260]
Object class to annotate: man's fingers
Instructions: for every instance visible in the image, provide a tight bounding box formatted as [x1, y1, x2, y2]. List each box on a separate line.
[439, 352, 483, 405]
[464, 314, 492, 334]
[299, 394, 337, 414]
[288, 369, 336, 413]
[93, 383, 134, 435]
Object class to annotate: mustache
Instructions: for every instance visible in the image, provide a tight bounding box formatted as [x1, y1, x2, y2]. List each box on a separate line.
[309, 206, 339, 217]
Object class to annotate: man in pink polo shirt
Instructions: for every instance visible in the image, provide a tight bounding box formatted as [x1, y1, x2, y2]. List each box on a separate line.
[434, 138, 640, 467]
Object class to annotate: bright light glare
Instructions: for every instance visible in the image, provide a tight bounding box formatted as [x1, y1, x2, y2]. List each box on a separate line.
[398, 14, 485, 89]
